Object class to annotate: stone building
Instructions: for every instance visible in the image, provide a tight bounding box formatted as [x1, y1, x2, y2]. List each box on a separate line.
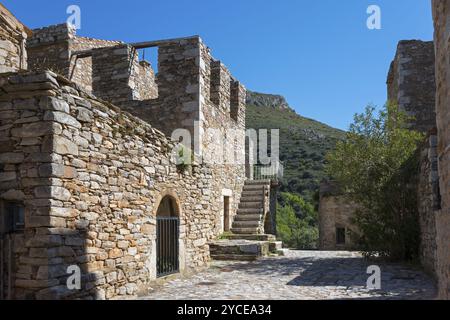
[0, 7, 277, 300]
[432, 0, 450, 300]
[318, 181, 360, 250]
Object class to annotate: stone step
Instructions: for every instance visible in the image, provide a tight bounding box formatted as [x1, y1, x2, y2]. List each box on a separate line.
[243, 185, 265, 191]
[245, 180, 271, 186]
[241, 190, 264, 197]
[232, 220, 260, 228]
[268, 241, 283, 252]
[225, 234, 277, 241]
[236, 208, 263, 215]
[231, 227, 260, 234]
[239, 196, 264, 202]
[210, 254, 259, 261]
[234, 214, 262, 221]
[209, 240, 269, 261]
[239, 201, 262, 209]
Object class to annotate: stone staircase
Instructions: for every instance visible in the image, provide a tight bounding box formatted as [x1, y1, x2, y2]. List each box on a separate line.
[231, 180, 270, 235]
[209, 180, 283, 261]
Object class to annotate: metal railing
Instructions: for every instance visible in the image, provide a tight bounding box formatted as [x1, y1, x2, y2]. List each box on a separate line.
[156, 217, 179, 277]
[252, 160, 284, 181]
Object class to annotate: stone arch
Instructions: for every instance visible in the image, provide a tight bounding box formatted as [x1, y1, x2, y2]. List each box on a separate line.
[156, 196, 179, 218]
[150, 188, 186, 278]
[153, 189, 182, 218]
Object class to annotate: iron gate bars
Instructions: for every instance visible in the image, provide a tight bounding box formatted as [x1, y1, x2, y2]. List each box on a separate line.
[156, 217, 179, 277]
[0, 234, 12, 300]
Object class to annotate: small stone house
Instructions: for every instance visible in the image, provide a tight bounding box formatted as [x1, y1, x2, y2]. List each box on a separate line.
[318, 181, 360, 250]
[0, 7, 277, 300]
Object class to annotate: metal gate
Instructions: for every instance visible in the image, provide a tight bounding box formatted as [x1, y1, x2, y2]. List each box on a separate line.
[156, 217, 179, 277]
[0, 234, 13, 300]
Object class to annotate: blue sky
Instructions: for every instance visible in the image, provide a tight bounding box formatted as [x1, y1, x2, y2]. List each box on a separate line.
[4, 0, 434, 130]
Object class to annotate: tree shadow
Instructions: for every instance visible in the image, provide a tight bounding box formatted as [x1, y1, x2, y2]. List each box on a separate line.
[216, 252, 437, 300]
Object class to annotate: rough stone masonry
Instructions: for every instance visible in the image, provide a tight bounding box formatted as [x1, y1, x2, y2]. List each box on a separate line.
[432, 0, 450, 300]
[387, 40, 436, 132]
[0, 4, 249, 300]
[387, 40, 440, 279]
[318, 181, 360, 251]
[0, 3, 31, 73]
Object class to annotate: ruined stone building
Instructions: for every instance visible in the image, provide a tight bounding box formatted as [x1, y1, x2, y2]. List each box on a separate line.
[318, 181, 360, 250]
[0, 5, 278, 300]
[387, 40, 436, 133]
[387, 40, 440, 277]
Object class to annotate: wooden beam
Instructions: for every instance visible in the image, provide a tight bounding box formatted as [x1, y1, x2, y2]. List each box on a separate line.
[130, 35, 199, 49]
[72, 50, 93, 58]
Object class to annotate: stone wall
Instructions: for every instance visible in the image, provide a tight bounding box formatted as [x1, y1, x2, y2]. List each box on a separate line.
[417, 131, 440, 277]
[0, 4, 30, 73]
[119, 37, 203, 144]
[27, 24, 73, 77]
[387, 40, 436, 132]
[70, 36, 123, 93]
[432, 0, 450, 300]
[27, 24, 125, 93]
[0, 70, 242, 299]
[197, 41, 247, 228]
[0, 71, 69, 299]
[134, 60, 158, 100]
[387, 38, 442, 282]
[318, 182, 360, 250]
[91, 44, 158, 105]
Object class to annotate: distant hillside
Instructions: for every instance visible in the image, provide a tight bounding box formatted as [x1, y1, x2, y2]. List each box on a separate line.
[246, 91, 345, 203]
[246, 91, 292, 111]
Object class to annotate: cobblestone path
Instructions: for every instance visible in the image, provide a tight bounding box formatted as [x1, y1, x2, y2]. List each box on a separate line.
[141, 251, 436, 300]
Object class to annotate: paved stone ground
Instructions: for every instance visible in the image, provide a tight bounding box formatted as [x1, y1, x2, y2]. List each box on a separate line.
[141, 250, 437, 300]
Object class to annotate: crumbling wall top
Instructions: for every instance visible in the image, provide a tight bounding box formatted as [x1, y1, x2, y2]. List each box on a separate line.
[387, 40, 436, 133]
[0, 3, 32, 37]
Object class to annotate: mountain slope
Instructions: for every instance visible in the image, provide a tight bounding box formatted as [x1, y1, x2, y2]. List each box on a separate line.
[246, 91, 345, 203]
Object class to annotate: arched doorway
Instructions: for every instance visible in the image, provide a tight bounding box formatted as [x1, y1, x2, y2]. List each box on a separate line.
[156, 196, 180, 277]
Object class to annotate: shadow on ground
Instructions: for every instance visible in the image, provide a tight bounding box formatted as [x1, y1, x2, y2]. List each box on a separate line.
[214, 252, 437, 299]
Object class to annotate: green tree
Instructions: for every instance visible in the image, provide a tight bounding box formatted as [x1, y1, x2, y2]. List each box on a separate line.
[325, 103, 424, 260]
[277, 192, 318, 249]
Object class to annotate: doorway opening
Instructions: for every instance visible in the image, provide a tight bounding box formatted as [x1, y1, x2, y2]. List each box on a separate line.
[223, 196, 230, 232]
[156, 196, 179, 277]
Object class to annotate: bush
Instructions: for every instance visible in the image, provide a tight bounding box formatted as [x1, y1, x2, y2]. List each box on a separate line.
[277, 192, 318, 249]
[325, 103, 424, 261]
